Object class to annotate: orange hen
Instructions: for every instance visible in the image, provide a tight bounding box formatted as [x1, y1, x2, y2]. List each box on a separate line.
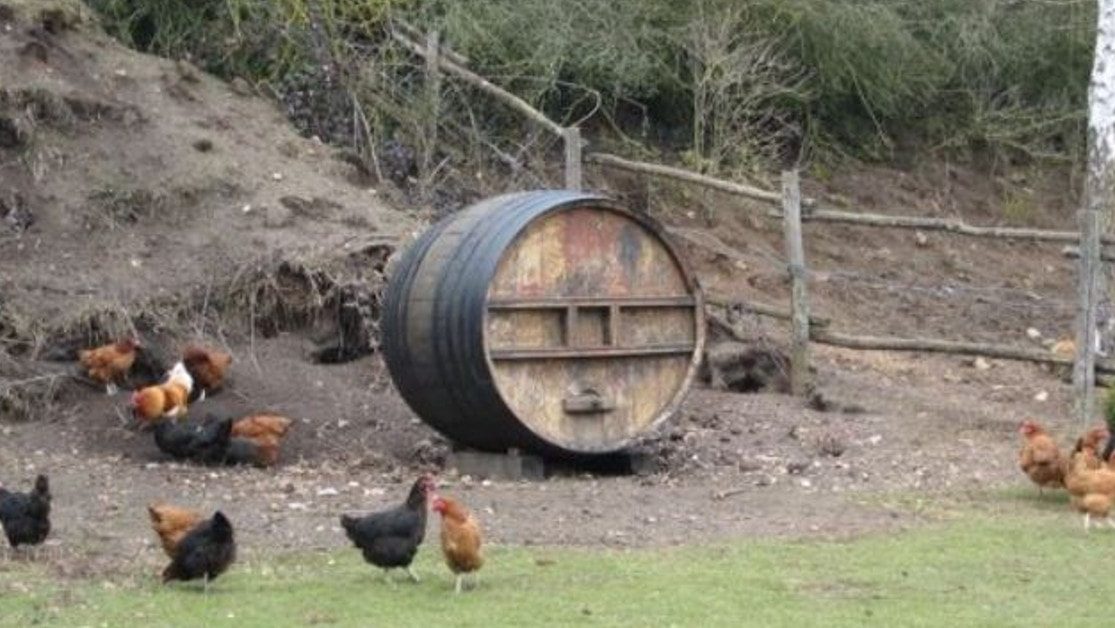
[432, 495, 484, 594]
[182, 345, 232, 398]
[130, 362, 194, 425]
[148, 502, 203, 559]
[1065, 447, 1115, 531]
[231, 414, 292, 466]
[131, 383, 189, 425]
[1079, 425, 1110, 456]
[1018, 419, 1065, 494]
[78, 337, 141, 394]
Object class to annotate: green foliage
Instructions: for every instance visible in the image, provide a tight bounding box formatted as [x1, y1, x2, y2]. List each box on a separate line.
[85, 0, 1097, 171]
[3, 508, 1115, 626]
[87, 0, 404, 80]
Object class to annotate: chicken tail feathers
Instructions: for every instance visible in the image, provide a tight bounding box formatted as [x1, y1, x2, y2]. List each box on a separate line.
[340, 515, 358, 539]
[1106, 386, 1115, 432]
[211, 511, 234, 542]
[1103, 432, 1115, 465]
[33, 475, 49, 501]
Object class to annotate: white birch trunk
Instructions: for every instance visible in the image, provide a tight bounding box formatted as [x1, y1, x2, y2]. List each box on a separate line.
[1074, 0, 1115, 422]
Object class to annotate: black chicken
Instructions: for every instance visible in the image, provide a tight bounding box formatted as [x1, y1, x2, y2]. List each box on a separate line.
[188, 416, 234, 464]
[341, 474, 435, 583]
[222, 437, 263, 467]
[162, 510, 236, 592]
[156, 414, 263, 467]
[0, 474, 51, 553]
[153, 418, 204, 460]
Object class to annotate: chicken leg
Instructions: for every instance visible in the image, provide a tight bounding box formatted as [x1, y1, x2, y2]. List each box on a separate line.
[106, 383, 118, 396]
[455, 574, 463, 595]
[381, 568, 397, 587]
[406, 566, 420, 583]
[1085, 513, 1093, 532]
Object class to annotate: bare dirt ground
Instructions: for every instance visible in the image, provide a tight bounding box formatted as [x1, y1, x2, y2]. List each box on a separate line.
[0, 0, 1093, 580]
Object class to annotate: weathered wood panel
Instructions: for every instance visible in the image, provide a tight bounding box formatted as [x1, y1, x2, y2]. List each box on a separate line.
[485, 204, 700, 450]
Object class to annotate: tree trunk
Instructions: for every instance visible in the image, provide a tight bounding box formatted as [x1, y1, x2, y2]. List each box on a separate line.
[1075, 0, 1115, 423]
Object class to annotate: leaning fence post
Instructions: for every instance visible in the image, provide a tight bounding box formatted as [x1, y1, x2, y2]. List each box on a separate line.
[421, 30, 441, 189]
[782, 170, 811, 396]
[563, 126, 582, 191]
[1075, 196, 1102, 423]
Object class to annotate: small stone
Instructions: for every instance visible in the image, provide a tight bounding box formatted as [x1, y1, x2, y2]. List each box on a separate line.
[316, 487, 339, 497]
[272, 172, 284, 181]
[1034, 390, 1049, 402]
[738, 459, 762, 473]
[230, 77, 252, 95]
[1026, 327, 1042, 341]
[973, 357, 991, 371]
[786, 460, 809, 474]
[914, 231, 929, 247]
[799, 478, 812, 488]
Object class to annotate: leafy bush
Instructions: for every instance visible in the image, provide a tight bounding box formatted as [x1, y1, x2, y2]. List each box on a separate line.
[86, 0, 1097, 172]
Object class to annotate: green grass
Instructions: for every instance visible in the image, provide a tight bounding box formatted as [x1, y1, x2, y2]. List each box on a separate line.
[0, 497, 1111, 627]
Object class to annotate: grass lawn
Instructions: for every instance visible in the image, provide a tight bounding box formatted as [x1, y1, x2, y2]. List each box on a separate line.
[0, 491, 1110, 627]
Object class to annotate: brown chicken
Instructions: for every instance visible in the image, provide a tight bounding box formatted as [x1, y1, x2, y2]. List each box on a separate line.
[432, 495, 484, 594]
[182, 345, 233, 399]
[1080, 425, 1110, 456]
[79, 337, 141, 394]
[1064, 447, 1115, 531]
[1050, 338, 1077, 360]
[131, 362, 194, 425]
[148, 502, 203, 559]
[1018, 419, 1065, 494]
[231, 414, 292, 467]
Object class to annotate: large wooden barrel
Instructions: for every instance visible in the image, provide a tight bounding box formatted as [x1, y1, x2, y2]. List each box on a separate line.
[382, 190, 704, 456]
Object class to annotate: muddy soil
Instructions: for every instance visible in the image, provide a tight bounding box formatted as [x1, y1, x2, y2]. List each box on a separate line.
[0, 0, 1089, 581]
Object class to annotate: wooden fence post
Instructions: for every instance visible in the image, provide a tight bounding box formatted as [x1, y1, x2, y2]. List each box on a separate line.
[422, 30, 441, 188]
[563, 126, 582, 191]
[1074, 0, 1115, 424]
[1075, 182, 1104, 424]
[781, 170, 811, 396]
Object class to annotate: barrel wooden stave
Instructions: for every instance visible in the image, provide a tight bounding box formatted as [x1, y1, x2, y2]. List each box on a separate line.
[382, 190, 704, 456]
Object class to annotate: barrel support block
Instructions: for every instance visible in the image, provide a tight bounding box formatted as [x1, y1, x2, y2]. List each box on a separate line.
[446, 448, 546, 481]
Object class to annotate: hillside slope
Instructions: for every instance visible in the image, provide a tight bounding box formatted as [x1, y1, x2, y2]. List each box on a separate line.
[0, 0, 410, 346]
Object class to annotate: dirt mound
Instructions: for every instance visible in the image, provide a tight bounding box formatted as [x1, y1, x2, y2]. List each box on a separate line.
[0, 0, 412, 355]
